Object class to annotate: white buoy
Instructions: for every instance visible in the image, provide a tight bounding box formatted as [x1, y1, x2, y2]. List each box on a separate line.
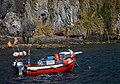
[88, 66, 91, 69]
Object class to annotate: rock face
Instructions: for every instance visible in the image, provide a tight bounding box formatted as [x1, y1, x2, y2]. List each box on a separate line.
[0, 0, 80, 36]
[34, 0, 79, 27]
[3, 12, 22, 36]
[0, 0, 26, 35]
[0, 0, 120, 41]
[0, 0, 26, 18]
[115, 13, 120, 34]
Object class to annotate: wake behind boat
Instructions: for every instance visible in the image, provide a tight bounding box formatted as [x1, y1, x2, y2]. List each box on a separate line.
[12, 50, 82, 76]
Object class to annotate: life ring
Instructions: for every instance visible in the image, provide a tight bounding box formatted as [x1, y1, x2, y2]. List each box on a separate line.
[19, 51, 27, 56]
[13, 51, 27, 57]
[19, 52, 24, 56]
[13, 52, 19, 57]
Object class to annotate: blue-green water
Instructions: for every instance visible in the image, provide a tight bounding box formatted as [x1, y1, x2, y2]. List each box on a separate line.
[0, 43, 120, 84]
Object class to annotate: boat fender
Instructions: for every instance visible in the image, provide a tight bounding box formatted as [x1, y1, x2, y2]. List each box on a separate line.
[23, 51, 27, 56]
[19, 52, 23, 56]
[19, 51, 27, 56]
[13, 52, 19, 57]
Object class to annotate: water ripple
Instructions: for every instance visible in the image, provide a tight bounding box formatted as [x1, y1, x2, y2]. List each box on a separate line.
[0, 44, 120, 84]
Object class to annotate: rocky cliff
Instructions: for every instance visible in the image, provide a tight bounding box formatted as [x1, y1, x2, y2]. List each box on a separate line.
[0, 0, 120, 42]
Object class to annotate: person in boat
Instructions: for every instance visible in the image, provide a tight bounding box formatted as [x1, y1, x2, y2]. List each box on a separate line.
[68, 49, 77, 60]
[54, 54, 62, 64]
[62, 49, 74, 65]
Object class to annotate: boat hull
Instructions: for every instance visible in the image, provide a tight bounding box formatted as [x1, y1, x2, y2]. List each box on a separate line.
[26, 60, 75, 76]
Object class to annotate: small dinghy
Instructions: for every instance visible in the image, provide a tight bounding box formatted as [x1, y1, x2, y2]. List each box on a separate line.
[12, 50, 82, 76]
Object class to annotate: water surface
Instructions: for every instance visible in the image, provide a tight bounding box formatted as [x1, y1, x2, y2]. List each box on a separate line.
[0, 43, 120, 84]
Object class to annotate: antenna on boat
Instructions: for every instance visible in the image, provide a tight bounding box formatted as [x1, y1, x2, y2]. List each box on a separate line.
[27, 46, 31, 66]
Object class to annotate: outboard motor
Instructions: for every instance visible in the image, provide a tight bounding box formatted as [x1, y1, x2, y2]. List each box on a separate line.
[12, 59, 24, 76]
[17, 61, 24, 75]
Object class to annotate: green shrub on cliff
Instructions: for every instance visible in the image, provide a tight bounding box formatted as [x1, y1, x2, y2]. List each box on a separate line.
[33, 18, 53, 38]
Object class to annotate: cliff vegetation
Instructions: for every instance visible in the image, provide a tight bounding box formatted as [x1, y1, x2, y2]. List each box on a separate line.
[0, 0, 120, 44]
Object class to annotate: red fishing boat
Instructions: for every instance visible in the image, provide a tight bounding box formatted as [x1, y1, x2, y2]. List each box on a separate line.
[12, 50, 82, 76]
